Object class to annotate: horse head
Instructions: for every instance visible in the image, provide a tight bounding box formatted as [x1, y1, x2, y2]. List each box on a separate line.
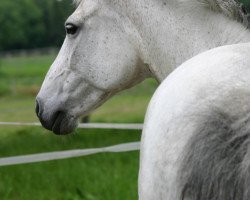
[36, 0, 149, 135]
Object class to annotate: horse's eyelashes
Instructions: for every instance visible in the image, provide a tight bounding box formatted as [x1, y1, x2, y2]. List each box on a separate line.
[65, 23, 79, 35]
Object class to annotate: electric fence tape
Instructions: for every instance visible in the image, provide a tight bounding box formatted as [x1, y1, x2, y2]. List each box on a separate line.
[0, 122, 143, 130]
[0, 142, 140, 167]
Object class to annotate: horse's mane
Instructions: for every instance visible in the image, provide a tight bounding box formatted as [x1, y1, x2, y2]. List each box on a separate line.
[73, 0, 250, 28]
[179, 106, 250, 200]
[182, 0, 250, 28]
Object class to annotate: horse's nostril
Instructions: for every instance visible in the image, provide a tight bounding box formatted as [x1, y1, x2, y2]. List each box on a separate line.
[35, 99, 42, 117]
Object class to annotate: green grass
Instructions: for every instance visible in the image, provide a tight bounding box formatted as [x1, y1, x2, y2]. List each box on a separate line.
[0, 55, 53, 77]
[0, 55, 55, 97]
[0, 128, 141, 200]
[0, 55, 158, 200]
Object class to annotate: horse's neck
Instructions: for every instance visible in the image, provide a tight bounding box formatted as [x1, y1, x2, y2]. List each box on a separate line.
[117, 0, 250, 82]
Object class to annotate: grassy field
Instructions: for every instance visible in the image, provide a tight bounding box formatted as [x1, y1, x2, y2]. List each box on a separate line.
[0, 54, 158, 200]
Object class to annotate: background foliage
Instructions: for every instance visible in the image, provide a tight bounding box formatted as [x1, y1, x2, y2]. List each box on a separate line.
[0, 0, 250, 51]
[242, 0, 250, 9]
[0, 0, 73, 51]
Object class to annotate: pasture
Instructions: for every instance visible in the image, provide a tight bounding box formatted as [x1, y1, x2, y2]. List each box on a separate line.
[0, 54, 158, 200]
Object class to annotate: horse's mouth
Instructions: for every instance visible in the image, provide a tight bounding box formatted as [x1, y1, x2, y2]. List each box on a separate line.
[51, 112, 78, 135]
[36, 98, 78, 135]
[51, 111, 67, 135]
[38, 110, 77, 135]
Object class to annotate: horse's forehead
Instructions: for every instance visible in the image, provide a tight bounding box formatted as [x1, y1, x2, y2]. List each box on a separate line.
[74, 0, 100, 9]
[71, 0, 100, 20]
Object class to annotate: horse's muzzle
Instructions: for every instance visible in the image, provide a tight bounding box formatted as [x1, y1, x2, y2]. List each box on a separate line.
[35, 98, 72, 135]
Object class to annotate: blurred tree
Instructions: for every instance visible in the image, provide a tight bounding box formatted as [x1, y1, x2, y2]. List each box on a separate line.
[0, 0, 250, 51]
[0, 0, 43, 50]
[49, 0, 74, 46]
[241, 0, 250, 10]
[22, 0, 45, 49]
[34, 0, 73, 47]
[0, 0, 73, 51]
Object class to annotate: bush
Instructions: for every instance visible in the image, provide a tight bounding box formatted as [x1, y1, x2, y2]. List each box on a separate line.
[0, 0, 73, 51]
[0, 81, 11, 96]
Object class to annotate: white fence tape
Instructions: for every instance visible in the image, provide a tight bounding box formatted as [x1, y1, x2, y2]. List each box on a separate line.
[0, 122, 143, 130]
[0, 142, 140, 167]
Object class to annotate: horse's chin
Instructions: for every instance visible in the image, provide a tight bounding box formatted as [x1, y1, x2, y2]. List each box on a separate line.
[51, 114, 78, 135]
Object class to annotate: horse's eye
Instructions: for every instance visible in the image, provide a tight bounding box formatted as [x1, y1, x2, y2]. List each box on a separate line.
[65, 23, 78, 35]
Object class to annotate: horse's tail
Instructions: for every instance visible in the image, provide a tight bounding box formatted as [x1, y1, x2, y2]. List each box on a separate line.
[179, 108, 250, 200]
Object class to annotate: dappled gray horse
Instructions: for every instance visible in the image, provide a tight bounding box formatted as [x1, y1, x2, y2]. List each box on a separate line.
[36, 0, 250, 199]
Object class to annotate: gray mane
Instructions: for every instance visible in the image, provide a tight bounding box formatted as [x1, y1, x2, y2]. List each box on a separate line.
[185, 0, 250, 28]
[73, 0, 250, 28]
[179, 108, 250, 200]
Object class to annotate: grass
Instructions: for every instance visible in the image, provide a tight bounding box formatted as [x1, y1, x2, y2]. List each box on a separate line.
[0, 128, 141, 200]
[0, 55, 53, 77]
[0, 55, 54, 97]
[0, 54, 158, 200]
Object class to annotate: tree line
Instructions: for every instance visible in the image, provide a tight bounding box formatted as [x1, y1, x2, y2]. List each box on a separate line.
[0, 0, 73, 51]
[241, 0, 250, 15]
[1, 0, 250, 51]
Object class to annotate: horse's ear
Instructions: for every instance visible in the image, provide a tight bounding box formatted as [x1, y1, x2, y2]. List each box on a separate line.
[73, 0, 81, 7]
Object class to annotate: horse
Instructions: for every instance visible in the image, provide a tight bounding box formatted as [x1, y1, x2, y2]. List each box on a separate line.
[140, 43, 250, 199]
[36, 0, 250, 135]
